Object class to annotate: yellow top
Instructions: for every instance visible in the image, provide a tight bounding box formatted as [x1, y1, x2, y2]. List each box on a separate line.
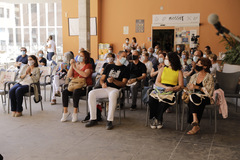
[161, 67, 179, 86]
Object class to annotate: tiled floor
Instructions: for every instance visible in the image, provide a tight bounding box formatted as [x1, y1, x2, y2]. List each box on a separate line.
[0, 90, 240, 160]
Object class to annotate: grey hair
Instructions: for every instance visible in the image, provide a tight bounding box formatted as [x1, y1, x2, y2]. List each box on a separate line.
[64, 51, 74, 64]
[148, 47, 153, 51]
[118, 50, 126, 55]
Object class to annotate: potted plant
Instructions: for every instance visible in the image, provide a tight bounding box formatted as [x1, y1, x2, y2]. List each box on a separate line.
[220, 35, 240, 73]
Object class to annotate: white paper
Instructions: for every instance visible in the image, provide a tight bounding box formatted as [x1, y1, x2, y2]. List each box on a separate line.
[123, 26, 129, 34]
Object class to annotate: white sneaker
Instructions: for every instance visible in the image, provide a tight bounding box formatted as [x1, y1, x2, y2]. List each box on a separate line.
[150, 117, 157, 129]
[72, 113, 78, 122]
[157, 121, 163, 129]
[61, 112, 70, 122]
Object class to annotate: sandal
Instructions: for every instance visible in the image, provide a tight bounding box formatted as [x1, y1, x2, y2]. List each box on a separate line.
[191, 121, 199, 126]
[187, 126, 200, 135]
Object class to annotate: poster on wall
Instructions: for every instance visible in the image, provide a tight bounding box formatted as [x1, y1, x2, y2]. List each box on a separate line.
[123, 26, 129, 34]
[136, 19, 144, 33]
[68, 18, 79, 36]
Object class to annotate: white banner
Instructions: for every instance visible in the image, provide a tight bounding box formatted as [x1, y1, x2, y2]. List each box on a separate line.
[152, 13, 200, 27]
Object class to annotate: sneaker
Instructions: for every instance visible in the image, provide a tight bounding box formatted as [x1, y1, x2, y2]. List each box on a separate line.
[106, 121, 113, 130]
[150, 117, 157, 129]
[156, 121, 163, 129]
[15, 112, 22, 117]
[72, 113, 78, 122]
[60, 112, 70, 122]
[85, 120, 98, 127]
[130, 105, 137, 111]
[51, 99, 56, 105]
[55, 91, 61, 97]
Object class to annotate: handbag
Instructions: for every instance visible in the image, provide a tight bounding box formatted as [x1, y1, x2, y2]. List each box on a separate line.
[182, 89, 190, 104]
[68, 77, 86, 92]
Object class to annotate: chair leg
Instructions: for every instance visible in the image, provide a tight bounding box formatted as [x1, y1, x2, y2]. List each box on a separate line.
[44, 85, 46, 101]
[127, 90, 129, 103]
[210, 110, 212, 124]
[141, 91, 143, 109]
[40, 99, 43, 111]
[29, 97, 32, 116]
[119, 104, 121, 125]
[86, 98, 88, 116]
[50, 85, 52, 102]
[181, 104, 185, 131]
[8, 94, 10, 114]
[145, 105, 149, 127]
[214, 106, 217, 133]
[24, 97, 27, 109]
[236, 98, 238, 112]
[176, 103, 178, 130]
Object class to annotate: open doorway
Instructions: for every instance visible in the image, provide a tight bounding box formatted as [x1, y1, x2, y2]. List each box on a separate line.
[152, 29, 174, 52]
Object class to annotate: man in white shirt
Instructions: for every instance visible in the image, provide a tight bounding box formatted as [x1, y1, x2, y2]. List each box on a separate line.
[46, 35, 56, 61]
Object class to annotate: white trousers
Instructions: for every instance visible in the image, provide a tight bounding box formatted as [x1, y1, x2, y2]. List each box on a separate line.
[88, 87, 119, 121]
[51, 75, 65, 100]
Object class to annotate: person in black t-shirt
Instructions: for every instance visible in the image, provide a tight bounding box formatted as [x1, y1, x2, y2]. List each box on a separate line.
[37, 50, 47, 66]
[85, 51, 130, 130]
[127, 50, 147, 110]
[100, 53, 115, 74]
[15, 47, 28, 69]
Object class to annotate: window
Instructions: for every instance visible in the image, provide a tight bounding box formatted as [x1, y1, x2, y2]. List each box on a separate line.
[31, 4, 37, 26]
[0, 7, 4, 17]
[7, 9, 10, 18]
[15, 4, 21, 26]
[32, 28, 37, 43]
[22, 4, 29, 26]
[39, 3, 46, 26]
[8, 28, 13, 45]
[16, 28, 21, 46]
[48, 3, 54, 26]
[57, 3, 62, 26]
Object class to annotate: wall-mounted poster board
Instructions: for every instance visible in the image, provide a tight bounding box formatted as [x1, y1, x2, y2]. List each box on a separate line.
[90, 17, 97, 36]
[68, 18, 79, 36]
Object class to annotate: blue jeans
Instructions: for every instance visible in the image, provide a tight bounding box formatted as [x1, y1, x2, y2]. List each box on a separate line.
[47, 52, 54, 61]
[9, 84, 30, 112]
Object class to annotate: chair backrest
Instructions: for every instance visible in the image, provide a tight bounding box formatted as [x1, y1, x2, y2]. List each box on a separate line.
[95, 60, 105, 73]
[0, 71, 17, 90]
[39, 66, 52, 83]
[216, 71, 240, 94]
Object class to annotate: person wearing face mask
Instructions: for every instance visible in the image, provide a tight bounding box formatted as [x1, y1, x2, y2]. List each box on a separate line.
[141, 52, 152, 77]
[130, 37, 138, 50]
[127, 50, 147, 111]
[176, 45, 182, 57]
[61, 51, 93, 122]
[100, 53, 115, 75]
[180, 51, 192, 70]
[85, 51, 130, 130]
[150, 52, 166, 81]
[51, 51, 74, 105]
[148, 47, 158, 67]
[9, 55, 40, 117]
[148, 52, 183, 129]
[153, 45, 160, 58]
[186, 58, 214, 135]
[75, 48, 96, 72]
[136, 46, 142, 54]
[15, 47, 28, 69]
[209, 53, 221, 76]
[37, 50, 47, 66]
[183, 50, 203, 79]
[103, 46, 115, 61]
[123, 38, 131, 50]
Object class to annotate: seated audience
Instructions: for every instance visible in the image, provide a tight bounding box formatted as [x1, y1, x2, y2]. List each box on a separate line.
[148, 47, 158, 67]
[37, 50, 47, 66]
[9, 55, 40, 117]
[148, 52, 183, 129]
[15, 47, 28, 69]
[130, 37, 138, 50]
[85, 51, 130, 130]
[150, 52, 166, 81]
[51, 51, 74, 105]
[153, 45, 160, 58]
[61, 51, 93, 122]
[100, 53, 115, 75]
[209, 53, 221, 76]
[75, 48, 96, 72]
[176, 45, 182, 57]
[123, 38, 131, 50]
[127, 50, 147, 111]
[186, 58, 214, 134]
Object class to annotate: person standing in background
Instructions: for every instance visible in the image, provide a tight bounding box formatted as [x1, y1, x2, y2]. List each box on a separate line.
[46, 35, 56, 61]
[130, 37, 138, 50]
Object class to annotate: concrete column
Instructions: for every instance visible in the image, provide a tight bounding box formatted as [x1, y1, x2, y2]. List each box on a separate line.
[78, 0, 90, 51]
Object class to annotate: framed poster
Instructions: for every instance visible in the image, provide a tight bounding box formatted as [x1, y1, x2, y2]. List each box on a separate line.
[68, 18, 79, 36]
[90, 17, 97, 36]
[136, 19, 144, 33]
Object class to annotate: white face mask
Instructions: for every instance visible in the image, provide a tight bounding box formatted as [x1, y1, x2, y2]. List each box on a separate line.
[141, 56, 146, 61]
[154, 49, 158, 53]
[158, 58, 164, 63]
[193, 56, 199, 63]
[119, 57, 127, 65]
[107, 57, 114, 63]
[148, 52, 152, 57]
[77, 56, 84, 62]
[126, 40, 129, 43]
[203, 54, 207, 58]
[108, 50, 112, 53]
[164, 59, 170, 66]
[28, 60, 34, 66]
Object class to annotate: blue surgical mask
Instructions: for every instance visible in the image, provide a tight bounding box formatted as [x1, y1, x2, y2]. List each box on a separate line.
[77, 56, 84, 62]
[158, 58, 163, 63]
[119, 57, 127, 65]
[182, 55, 186, 59]
[137, 49, 141, 52]
[193, 56, 199, 63]
[39, 54, 43, 57]
[22, 51, 26, 55]
[154, 49, 158, 53]
[177, 47, 180, 51]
